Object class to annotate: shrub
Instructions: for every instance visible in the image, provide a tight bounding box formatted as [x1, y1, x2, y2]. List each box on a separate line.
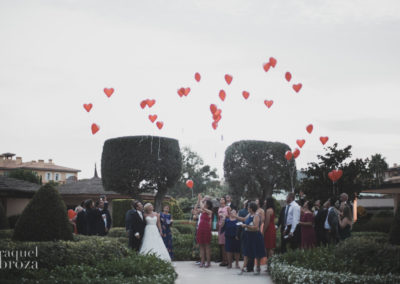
[112, 199, 134, 228]
[108, 227, 128, 238]
[353, 216, 393, 233]
[13, 184, 73, 241]
[0, 229, 13, 239]
[9, 169, 41, 184]
[7, 214, 20, 229]
[389, 202, 400, 245]
[163, 197, 184, 220]
[0, 236, 129, 280]
[173, 232, 219, 261]
[0, 202, 8, 229]
[174, 223, 195, 235]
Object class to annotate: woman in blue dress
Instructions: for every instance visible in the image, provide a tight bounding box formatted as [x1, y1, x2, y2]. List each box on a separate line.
[221, 208, 241, 269]
[235, 201, 266, 275]
[160, 205, 173, 259]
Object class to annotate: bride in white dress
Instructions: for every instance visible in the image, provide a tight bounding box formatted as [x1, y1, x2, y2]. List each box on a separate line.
[139, 203, 171, 262]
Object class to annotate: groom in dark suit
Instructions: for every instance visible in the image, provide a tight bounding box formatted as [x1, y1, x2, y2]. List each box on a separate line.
[129, 201, 146, 251]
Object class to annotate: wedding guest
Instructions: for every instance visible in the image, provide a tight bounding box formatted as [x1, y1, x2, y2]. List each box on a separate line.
[339, 205, 352, 240]
[225, 195, 236, 210]
[254, 198, 267, 266]
[221, 208, 240, 269]
[299, 200, 316, 249]
[263, 197, 276, 258]
[314, 199, 328, 246]
[236, 201, 266, 275]
[67, 209, 77, 234]
[218, 197, 229, 266]
[125, 200, 137, 236]
[276, 203, 287, 253]
[160, 205, 174, 259]
[95, 200, 107, 236]
[284, 193, 301, 250]
[237, 200, 253, 272]
[340, 193, 353, 215]
[85, 199, 97, 235]
[196, 194, 213, 268]
[99, 198, 112, 235]
[76, 201, 88, 235]
[324, 197, 340, 244]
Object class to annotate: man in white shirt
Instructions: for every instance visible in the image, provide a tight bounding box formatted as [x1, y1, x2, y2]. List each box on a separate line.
[284, 192, 301, 249]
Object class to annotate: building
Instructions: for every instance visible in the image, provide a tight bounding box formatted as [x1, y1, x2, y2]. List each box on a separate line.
[0, 153, 80, 184]
[384, 163, 400, 183]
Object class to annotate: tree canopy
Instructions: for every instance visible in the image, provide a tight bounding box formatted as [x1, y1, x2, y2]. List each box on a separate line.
[299, 143, 372, 202]
[169, 147, 220, 199]
[224, 140, 296, 203]
[369, 153, 388, 187]
[9, 169, 41, 184]
[101, 136, 182, 212]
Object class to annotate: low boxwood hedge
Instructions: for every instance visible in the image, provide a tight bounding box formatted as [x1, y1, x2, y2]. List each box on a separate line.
[174, 223, 196, 235]
[268, 232, 400, 284]
[353, 216, 393, 233]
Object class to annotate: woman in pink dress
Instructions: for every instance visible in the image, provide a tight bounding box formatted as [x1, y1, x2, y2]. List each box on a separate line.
[299, 200, 316, 249]
[218, 197, 229, 266]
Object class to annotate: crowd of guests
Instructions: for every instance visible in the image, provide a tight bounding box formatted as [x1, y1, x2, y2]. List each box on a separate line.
[67, 195, 112, 236]
[192, 191, 353, 275]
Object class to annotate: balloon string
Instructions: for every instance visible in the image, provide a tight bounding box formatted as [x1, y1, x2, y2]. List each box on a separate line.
[150, 136, 153, 154]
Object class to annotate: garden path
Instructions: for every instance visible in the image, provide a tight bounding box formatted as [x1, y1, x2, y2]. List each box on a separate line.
[174, 261, 274, 284]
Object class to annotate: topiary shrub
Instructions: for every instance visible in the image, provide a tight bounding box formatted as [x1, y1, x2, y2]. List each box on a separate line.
[389, 202, 400, 245]
[12, 183, 73, 241]
[174, 223, 196, 235]
[0, 202, 9, 229]
[7, 214, 20, 229]
[112, 199, 134, 228]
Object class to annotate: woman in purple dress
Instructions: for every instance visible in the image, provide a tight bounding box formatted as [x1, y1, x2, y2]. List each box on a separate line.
[299, 200, 316, 249]
[160, 205, 173, 259]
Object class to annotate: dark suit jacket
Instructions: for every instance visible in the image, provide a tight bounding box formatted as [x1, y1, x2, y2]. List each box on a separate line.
[276, 205, 287, 233]
[99, 208, 112, 235]
[76, 210, 87, 235]
[129, 211, 146, 250]
[125, 209, 136, 232]
[327, 207, 339, 238]
[314, 208, 328, 232]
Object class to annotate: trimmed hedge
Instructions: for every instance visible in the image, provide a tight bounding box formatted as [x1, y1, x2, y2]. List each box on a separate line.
[0, 229, 13, 239]
[268, 232, 400, 284]
[13, 184, 73, 241]
[353, 216, 393, 233]
[112, 199, 134, 228]
[174, 223, 196, 235]
[108, 227, 128, 238]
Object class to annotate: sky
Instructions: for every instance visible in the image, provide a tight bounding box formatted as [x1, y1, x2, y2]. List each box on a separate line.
[1, 0, 400, 179]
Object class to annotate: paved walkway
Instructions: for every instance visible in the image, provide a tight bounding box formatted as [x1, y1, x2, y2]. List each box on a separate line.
[174, 261, 274, 284]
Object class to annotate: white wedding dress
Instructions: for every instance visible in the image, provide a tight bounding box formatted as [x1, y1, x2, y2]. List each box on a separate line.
[139, 215, 171, 262]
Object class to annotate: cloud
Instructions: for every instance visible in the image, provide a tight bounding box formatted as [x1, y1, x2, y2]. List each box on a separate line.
[321, 117, 400, 135]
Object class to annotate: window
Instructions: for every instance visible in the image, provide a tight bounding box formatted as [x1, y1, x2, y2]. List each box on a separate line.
[55, 173, 59, 181]
[46, 172, 52, 181]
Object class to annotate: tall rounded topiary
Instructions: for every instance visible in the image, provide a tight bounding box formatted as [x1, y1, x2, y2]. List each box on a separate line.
[389, 202, 400, 245]
[13, 183, 73, 241]
[0, 202, 9, 229]
[102, 136, 182, 212]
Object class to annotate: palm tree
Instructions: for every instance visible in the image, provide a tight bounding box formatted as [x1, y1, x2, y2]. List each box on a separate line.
[369, 154, 388, 186]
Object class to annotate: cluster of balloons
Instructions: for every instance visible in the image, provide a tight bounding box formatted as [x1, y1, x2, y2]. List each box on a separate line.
[139, 98, 164, 130]
[83, 87, 115, 135]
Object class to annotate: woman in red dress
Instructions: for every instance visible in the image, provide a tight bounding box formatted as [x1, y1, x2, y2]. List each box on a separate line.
[263, 197, 276, 258]
[299, 200, 316, 249]
[195, 194, 213, 268]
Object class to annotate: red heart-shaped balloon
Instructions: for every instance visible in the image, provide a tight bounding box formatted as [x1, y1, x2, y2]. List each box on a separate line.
[210, 104, 217, 114]
[306, 124, 313, 134]
[264, 100, 274, 108]
[91, 123, 100, 135]
[214, 109, 222, 117]
[296, 139, 306, 148]
[293, 83, 302, 93]
[263, 62, 271, 72]
[285, 72, 292, 82]
[213, 114, 222, 123]
[149, 115, 158, 123]
[195, 73, 201, 82]
[293, 148, 300, 159]
[184, 88, 191, 96]
[242, 91, 250, 99]
[269, 57, 277, 68]
[186, 179, 194, 189]
[219, 90, 226, 101]
[147, 99, 156, 108]
[83, 103, 92, 112]
[177, 88, 185, 97]
[320, 136, 329, 145]
[104, 88, 114, 97]
[212, 121, 218, 130]
[140, 100, 148, 109]
[224, 74, 233, 85]
[285, 151, 293, 161]
[328, 169, 343, 182]
[156, 121, 164, 130]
